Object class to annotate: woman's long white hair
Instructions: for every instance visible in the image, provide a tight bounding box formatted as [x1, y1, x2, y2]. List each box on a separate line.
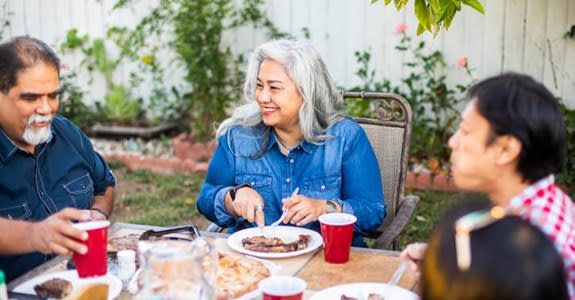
[216, 39, 344, 144]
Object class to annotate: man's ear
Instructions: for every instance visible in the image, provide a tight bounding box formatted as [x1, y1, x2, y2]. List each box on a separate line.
[494, 135, 522, 165]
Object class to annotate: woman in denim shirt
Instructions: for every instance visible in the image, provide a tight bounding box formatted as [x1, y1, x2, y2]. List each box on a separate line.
[197, 40, 385, 246]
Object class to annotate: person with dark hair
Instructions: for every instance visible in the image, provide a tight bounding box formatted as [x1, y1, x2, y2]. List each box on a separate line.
[197, 39, 384, 246]
[420, 199, 569, 300]
[0, 36, 116, 281]
[401, 72, 575, 298]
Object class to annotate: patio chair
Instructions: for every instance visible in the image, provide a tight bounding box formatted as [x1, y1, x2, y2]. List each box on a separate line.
[342, 91, 419, 250]
[207, 91, 419, 250]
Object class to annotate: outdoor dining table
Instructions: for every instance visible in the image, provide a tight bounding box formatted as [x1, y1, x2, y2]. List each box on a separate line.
[7, 222, 419, 299]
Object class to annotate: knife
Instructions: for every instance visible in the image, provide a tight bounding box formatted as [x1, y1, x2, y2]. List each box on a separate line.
[7, 291, 46, 300]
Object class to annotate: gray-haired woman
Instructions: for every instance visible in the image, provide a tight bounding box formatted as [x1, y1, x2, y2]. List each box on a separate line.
[197, 39, 385, 246]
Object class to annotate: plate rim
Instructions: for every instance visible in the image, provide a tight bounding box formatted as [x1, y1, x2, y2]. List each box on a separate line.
[309, 282, 419, 300]
[12, 269, 122, 300]
[226, 226, 323, 258]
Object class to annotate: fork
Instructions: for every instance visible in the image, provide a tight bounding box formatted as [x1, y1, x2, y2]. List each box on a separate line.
[387, 261, 407, 286]
[373, 261, 407, 298]
[264, 187, 299, 238]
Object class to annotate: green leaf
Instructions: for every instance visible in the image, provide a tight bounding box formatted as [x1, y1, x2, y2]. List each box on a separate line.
[462, 0, 485, 14]
[384, 0, 392, 4]
[441, 5, 456, 29]
[452, 0, 462, 10]
[429, 0, 441, 13]
[416, 23, 427, 35]
[394, 0, 408, 10]
[371, 0, 380, 4]
[415, 0, 432, 32]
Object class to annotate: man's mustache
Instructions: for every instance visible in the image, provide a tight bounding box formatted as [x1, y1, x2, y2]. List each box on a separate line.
[27, 115, 53, 125]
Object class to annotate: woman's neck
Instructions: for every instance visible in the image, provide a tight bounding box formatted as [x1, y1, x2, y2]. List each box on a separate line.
[275, 129, 303, 152]
[274, 128, 302, 149]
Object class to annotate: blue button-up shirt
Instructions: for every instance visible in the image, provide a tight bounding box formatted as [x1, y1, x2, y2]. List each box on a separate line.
[0, 115, 116, 282]
[197, 118, 385, 246]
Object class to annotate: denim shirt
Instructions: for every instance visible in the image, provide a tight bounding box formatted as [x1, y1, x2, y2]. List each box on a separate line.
[197, 117, 385, 246]
[0, 115, 116, 282]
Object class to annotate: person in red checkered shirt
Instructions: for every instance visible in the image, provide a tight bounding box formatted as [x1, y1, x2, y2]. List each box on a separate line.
[401, 72, 575, 298]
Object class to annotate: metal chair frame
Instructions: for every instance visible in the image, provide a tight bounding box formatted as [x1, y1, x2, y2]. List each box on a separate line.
[342, 91, 419, 249]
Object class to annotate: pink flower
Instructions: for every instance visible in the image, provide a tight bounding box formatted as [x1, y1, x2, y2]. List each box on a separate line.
[457, 56, 468, 68]
[60, 63, 68, 70]
[394, 23, 407, 34]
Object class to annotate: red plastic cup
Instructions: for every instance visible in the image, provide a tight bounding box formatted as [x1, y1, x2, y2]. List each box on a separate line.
[72, 220, 110, 278]
[259, 276, 306, 300]
[318, 213, 357, 264]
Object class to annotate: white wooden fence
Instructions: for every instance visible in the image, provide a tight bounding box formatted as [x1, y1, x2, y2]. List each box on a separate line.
[4, 0, 575, 108]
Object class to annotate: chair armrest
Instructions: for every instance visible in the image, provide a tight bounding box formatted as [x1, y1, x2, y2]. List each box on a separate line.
[373, 194, 420, 250]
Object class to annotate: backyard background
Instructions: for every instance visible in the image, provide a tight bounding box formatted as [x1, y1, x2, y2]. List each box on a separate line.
[4, 0, 575, 106]
[2, 0, 574, 247]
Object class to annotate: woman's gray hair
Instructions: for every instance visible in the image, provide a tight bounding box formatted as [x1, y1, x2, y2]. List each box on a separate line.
[217, 39, 345, 144]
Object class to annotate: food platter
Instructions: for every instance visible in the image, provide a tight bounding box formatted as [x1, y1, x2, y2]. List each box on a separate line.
[309, 282, 419, 300]
[227, 226, 322, 258]
[126, 252, 280, 300]
[13, 270, 122, 300]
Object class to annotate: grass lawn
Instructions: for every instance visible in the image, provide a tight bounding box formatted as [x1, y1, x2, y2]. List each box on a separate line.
[110, 162, 477, 249]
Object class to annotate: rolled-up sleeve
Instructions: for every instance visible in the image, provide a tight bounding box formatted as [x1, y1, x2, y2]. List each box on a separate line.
[92, 151, 116, 195]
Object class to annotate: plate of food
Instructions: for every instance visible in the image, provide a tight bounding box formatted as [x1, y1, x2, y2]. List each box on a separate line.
[127, 251, 279, 300]
[227, 226, 323, 258]
[309, 282, 419, 300]
[12, 270, 122, 299]
[216, 252, 280, 300]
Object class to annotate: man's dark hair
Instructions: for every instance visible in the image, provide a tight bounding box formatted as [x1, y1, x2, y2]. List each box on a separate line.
[468, 72, 567, 183]
[0, 36, 60, 94]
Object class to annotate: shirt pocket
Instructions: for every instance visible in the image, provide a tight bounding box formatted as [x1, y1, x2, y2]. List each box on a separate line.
[236, 173, 273, 202]
[0, 203, 31, 220]
[303, 174, 341, 199]
[63, 173, 94, 208]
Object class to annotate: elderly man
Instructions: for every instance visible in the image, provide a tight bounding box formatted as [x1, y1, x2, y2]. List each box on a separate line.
[402, 73, 575, 298]
[0, 36, 116, 281]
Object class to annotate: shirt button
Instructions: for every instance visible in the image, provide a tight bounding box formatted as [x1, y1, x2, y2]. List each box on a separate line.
[289, 159, 295, 164]
[286, 178, 291, 183]
[81, 184, 86, 190]
[321, 185, 326, 190]
[251, 181, 255, 186]
[40, 192, 44, 198]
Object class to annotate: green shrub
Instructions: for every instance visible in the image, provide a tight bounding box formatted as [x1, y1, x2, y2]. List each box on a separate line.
[346, 31, 473, 171]
[60, 29, 143, 125]
[58, 70, 99, 129]
[108, 0, 287, 141]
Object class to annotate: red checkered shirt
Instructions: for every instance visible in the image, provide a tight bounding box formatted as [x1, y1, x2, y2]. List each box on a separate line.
[508, 175, 575, 299]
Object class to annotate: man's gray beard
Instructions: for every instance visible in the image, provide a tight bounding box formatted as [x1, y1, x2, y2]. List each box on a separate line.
[22, 122, 51, 146]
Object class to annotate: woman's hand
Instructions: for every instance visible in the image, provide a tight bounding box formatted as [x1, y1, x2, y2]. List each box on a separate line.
[282, 195, 326, 226]
[230, 187, 266, 228]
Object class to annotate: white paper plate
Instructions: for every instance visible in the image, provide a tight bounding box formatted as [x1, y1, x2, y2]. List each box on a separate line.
[227, 226, 322, 258]
[310, 282, 419, 300]
[13, 270, 122, 300]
